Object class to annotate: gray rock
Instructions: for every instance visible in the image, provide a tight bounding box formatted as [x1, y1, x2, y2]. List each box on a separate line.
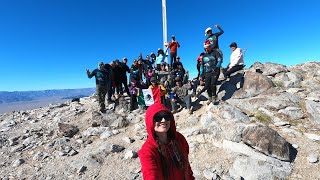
[77, 165, 87, 174]
[122, 137, 135, 143]
[124, 150, 138, 159]
[305, 100, 320, 124]
[277, 106, 304, 120]
[82, 127, 109, 137]
[273, 72, 302, 88]
[307, 154, 319, 163]
[233, 71, 275, 99]
[110, 144, 125, 153]
[242, 125, 291, 161]
[203, 169, 215, 180]
[68, 149, 78, 156]
[229, 155, 291, 180]
[99, 130, 113, 139]
[58, 123, 79, 138]
[211, 104, 250, 123]
[261, 62, 289, 76]
[304, 133, 320, 141]
[12, 159, 25, 167]
[110, 117, 128, 129]
[200, 113, 216, 127]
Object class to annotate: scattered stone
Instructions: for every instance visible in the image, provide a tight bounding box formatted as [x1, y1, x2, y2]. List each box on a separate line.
[122, 137, 135, 144]
[307, 154, 319, 163]
[124, 150, 138, 159]
[77, 166, 87, 174]
[58, 123, 79, 138]
[305, 133, 320, 141]
[110, 144, 125, 153]
[68, 149, 78, 156]
[12, 159, 25, 167]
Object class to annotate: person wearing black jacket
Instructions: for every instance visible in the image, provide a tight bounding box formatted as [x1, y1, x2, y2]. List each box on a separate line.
[118, 58, 131, 96]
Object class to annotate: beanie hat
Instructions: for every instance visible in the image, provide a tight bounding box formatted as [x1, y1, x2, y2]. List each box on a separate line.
[229, 42, 238, 48]
[205, 27, 212, 36]
[204, 40, 213, 49]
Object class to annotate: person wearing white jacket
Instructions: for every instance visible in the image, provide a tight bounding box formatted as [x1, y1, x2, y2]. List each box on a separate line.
[224, 42, 245, 78]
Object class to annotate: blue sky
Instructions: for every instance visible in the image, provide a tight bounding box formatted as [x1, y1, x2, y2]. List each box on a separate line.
[0, 0, 319, 91]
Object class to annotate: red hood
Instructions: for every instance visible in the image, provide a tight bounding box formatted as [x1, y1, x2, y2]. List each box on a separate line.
[145, 103, 176, 147]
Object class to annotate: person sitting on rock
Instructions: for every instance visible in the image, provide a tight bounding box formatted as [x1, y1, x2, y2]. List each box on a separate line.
[223, 42, 245, 79]
[172, 56, 183, 71]
[86, 62, 111, 113]
[170, 77, 193, 114]
[138, 103, 194, 180]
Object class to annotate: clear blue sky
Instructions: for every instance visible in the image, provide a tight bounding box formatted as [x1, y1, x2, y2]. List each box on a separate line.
[0, 0, 319, 91]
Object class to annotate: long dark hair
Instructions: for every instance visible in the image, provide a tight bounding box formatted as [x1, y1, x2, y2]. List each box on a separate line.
[155, 130, 187, 180]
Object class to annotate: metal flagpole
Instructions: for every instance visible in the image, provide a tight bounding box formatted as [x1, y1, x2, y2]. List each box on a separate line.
[162, 0, 168, 64]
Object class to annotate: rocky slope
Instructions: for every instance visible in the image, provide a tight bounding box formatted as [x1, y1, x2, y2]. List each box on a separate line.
[0, 62, 319, 180]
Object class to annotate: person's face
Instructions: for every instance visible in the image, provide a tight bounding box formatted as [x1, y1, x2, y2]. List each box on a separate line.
[161, 65, 165, 70]
[231, 47, 236, 51]
[207, 30, 212, 35]
[131, 82, 136, 86]
[146, 56, 150, 60]
[176, 58, 180, 61]
[123, 59, 127, 64]
[205, 48, 212, 53]
[154, 112, 171, 133]
[138, 60, 142, 64]
[151, 81, 157, 86]
[176, 81, 182, 86]
[133, 61, 137, 65]
[99, 64, 104, 69]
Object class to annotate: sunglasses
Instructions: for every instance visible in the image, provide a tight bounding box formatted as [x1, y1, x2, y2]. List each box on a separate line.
[154, 113, 171, 122]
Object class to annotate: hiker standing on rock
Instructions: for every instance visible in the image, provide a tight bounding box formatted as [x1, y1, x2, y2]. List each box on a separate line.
[223, 42, 245, 79]
[138, 103, 194, 180]
[196, 40, 222, 105]
[205, 24, 224, 62]
[168, 35, 180, 67]
[86, 62, 111, 113]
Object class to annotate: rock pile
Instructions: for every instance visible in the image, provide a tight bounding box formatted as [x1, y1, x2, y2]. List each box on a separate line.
[0, 62, 319, 179]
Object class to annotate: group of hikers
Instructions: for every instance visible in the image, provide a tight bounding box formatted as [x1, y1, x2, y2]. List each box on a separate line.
[86, 24, 245, 115]
[87, 24, 245, 179]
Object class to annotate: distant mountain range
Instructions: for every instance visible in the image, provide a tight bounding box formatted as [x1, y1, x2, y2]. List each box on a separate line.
[0, 88, 95, 104]
[0, 88, 95, 113]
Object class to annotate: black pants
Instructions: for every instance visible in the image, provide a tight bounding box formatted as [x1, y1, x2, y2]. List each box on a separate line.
[130, 94, 137, 111]
[198, 70, 220, 97]
[224, 65, 244, 78]
[170, 52, 177, 67]
[119, 77, 130, 96]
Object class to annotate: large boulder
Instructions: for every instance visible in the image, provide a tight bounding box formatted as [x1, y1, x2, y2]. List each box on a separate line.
[242, 125, 292, 161]
[233, 71, 275, 99]
[273, 72, 302, 88]
[248, 62, 288, 76]
[305, 100, 320, 124]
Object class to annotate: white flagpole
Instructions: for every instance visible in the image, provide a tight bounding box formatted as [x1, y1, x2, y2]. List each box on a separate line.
[162, 0, 168, 64]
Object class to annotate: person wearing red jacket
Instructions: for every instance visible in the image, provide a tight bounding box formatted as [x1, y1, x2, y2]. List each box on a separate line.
[168, 35, 180, 68]
[138, 103, 194, 180]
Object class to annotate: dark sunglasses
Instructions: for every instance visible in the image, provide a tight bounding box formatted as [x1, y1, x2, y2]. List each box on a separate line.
[154, 113, 171, 122]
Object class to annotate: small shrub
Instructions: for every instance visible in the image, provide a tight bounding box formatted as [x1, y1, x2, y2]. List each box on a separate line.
[254, 111, 272, 125]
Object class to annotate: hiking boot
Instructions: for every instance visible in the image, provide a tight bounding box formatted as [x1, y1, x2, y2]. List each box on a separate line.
[212, 96, 218, 105]
[206, 97, 212, 105]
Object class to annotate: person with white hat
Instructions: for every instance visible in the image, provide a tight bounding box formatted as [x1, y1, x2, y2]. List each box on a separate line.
[205, 24, 224, 62]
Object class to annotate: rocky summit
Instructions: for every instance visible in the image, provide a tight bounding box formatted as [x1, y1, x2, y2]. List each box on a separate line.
[0, 62, 319, 180]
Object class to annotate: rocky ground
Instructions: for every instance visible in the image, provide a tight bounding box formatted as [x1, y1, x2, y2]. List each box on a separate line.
[0, 62, 319, 180]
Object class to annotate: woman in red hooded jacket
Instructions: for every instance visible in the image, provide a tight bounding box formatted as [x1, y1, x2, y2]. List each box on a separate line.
[138, 103, 194, 180]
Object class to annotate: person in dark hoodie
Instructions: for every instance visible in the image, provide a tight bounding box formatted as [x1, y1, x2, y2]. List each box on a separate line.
[118, 57, 131, 96]
[86, 62, 111, 113]
[138, 103, 194, 180]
